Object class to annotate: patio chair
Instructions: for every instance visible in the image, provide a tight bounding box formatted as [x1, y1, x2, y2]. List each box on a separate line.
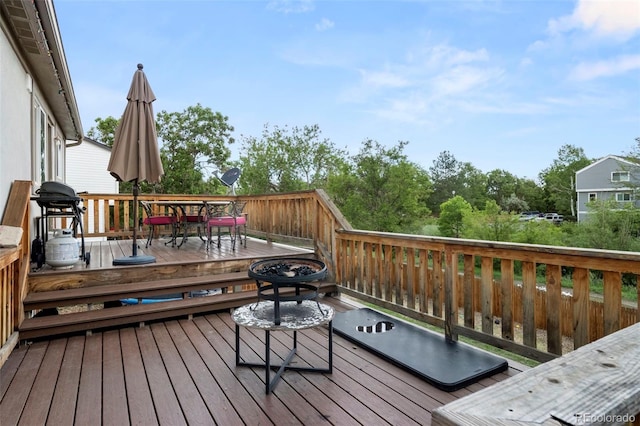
[206, 201, 247, 250]
[140, 201, 178, 247]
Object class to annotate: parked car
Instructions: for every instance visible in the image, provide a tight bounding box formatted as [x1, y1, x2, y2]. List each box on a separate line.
[519, 211, 540, 221]
[543, 213, 563, 224]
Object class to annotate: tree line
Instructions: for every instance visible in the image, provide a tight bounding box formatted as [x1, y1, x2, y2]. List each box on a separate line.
[88, 103, 640, 252]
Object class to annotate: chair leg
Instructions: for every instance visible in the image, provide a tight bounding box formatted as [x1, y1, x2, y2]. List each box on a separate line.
[145, 225, 153, 247]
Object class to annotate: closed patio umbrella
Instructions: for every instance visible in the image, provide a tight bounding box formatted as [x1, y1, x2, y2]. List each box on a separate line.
[108, 63, 164, 265]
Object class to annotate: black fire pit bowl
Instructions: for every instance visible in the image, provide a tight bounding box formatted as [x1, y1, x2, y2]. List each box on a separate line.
[248, 258, 327, 283]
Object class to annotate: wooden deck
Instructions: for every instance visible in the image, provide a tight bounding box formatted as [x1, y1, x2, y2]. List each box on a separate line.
[27, 236, 315, 293]
[4, 234, 530, 425]
[1, 297, 527, 425]
[32, 234, 314, 273]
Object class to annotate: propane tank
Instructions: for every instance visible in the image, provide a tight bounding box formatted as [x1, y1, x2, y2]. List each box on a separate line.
[45, 229, 79, 269]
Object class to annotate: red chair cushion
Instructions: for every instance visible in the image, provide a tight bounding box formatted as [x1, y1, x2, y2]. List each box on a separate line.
[207, 216, 246, 227]
[181, 215, 206, 223]
[144, 216, 176, 226]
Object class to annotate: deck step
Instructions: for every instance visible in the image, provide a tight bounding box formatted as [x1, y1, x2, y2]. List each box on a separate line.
[24, 272, 254, 310]
[19, 282, 338, 340]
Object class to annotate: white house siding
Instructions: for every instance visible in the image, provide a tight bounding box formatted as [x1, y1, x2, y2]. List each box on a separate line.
[1, 0, 84, 244]
[0, 27, 33, 209]
[66, 139, 117, 193]
[66, 139, 117, 237]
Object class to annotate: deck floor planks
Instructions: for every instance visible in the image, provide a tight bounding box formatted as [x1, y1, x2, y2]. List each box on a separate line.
[75, 333, 103, 425]
[209, 315, 336, 424]
[178, 318, 270, 425]
[238, 326, 362, 426]
[299, 323, 439, 423]
[212, 312, 330, 425]
[102, 330, 129, 426]
[1, 298, 530, 425]
[0, 341, 47, 425]
[32, 236, 313, 274]
[149, 322, 216, 425]
[0, 344, 27, 400]
[218, 311, 424, 425]
[164, 320, 244, 425]
[195, 315, 291, 424]
[16, 339, 64, 425]
[119, 327, 158, 426]
[135, 326, 188, 426]
[249, 315, 432, 425]
[189, 316, 277, 426]
[46, 335, 84, 425]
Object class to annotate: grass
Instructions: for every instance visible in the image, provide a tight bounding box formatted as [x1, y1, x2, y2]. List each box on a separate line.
[470, 262, 638, 303]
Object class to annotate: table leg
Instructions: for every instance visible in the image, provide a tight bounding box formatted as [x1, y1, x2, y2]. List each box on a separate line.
[235, 322, 333, 394]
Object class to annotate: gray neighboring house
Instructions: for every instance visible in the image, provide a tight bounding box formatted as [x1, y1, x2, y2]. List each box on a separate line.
[575, 155, 640, 222]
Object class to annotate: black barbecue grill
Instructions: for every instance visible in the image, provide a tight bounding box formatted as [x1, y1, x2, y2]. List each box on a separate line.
[31, 182, 89, 268]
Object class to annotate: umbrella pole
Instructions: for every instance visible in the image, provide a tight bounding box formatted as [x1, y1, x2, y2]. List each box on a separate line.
[113, 180, 156, 265]
[132, 181, 139, 256]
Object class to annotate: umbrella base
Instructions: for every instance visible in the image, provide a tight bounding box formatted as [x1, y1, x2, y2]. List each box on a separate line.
[113, 255, 156, 266]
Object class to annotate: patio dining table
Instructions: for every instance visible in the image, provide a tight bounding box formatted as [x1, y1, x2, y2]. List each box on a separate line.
[147, 200, 236, 247]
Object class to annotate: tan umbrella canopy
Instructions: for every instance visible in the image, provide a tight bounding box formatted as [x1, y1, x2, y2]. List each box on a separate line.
[108, 64, 163, 265]
[108, 63, 164, 183]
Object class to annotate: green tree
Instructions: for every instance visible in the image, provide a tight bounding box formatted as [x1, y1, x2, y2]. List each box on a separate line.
[238, 124, 346, 194]
[539, 144, 591, 218]
[516, 178, 547, 212]
[464, 200, 519, 242]
[327, 140, 432, 233]
[513, 220, 564, 246]
[503, 194, 529, 213]
[156, 104, 235, 194]
[457, 162, 488, 210]
[86, 116, 119, 147]
[438, 196, 472, 237]
[486, 169, 517, 206]
[570, 200, 640, 251]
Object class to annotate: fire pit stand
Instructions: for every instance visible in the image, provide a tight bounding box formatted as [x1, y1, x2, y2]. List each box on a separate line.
[248, 258, 328, 325]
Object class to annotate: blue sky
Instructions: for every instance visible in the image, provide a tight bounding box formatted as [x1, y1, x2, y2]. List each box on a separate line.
[55, 0, 640, 181]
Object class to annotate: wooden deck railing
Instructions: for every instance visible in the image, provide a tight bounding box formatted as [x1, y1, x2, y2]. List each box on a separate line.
[77, 190, 352, 279]
[335, 230, 640, 362]
[16, 188, 640, 362]
[0, 180, 31, 363]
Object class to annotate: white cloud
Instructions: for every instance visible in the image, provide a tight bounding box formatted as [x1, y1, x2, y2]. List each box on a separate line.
[359, 69, 410, 89]
[519, 57, 533, 67]
[267, 0, 315, 14]
[569, 54, 640, 80]
[548, 0, 640, 40]
[431, 66, 501, 97]
[414, 44, 490, 69]
[315, 18, 334, 32]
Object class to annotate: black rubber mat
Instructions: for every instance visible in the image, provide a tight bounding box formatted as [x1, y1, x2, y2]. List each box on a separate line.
[333, 308, 508, 391]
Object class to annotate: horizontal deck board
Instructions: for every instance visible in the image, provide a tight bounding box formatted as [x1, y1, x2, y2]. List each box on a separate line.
[19, 282, 337, 340]
[23, 272, 255, 309]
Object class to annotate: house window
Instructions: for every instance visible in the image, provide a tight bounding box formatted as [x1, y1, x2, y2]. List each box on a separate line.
[611, 171, 630, 182]
[588, 193, 597, 201]
[32, 102, 47, 186]
[55, 138, 64, 180]
[615, 193, 633, 202]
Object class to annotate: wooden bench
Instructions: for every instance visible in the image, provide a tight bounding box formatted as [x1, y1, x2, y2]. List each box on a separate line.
[432, 322, 640, 426]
